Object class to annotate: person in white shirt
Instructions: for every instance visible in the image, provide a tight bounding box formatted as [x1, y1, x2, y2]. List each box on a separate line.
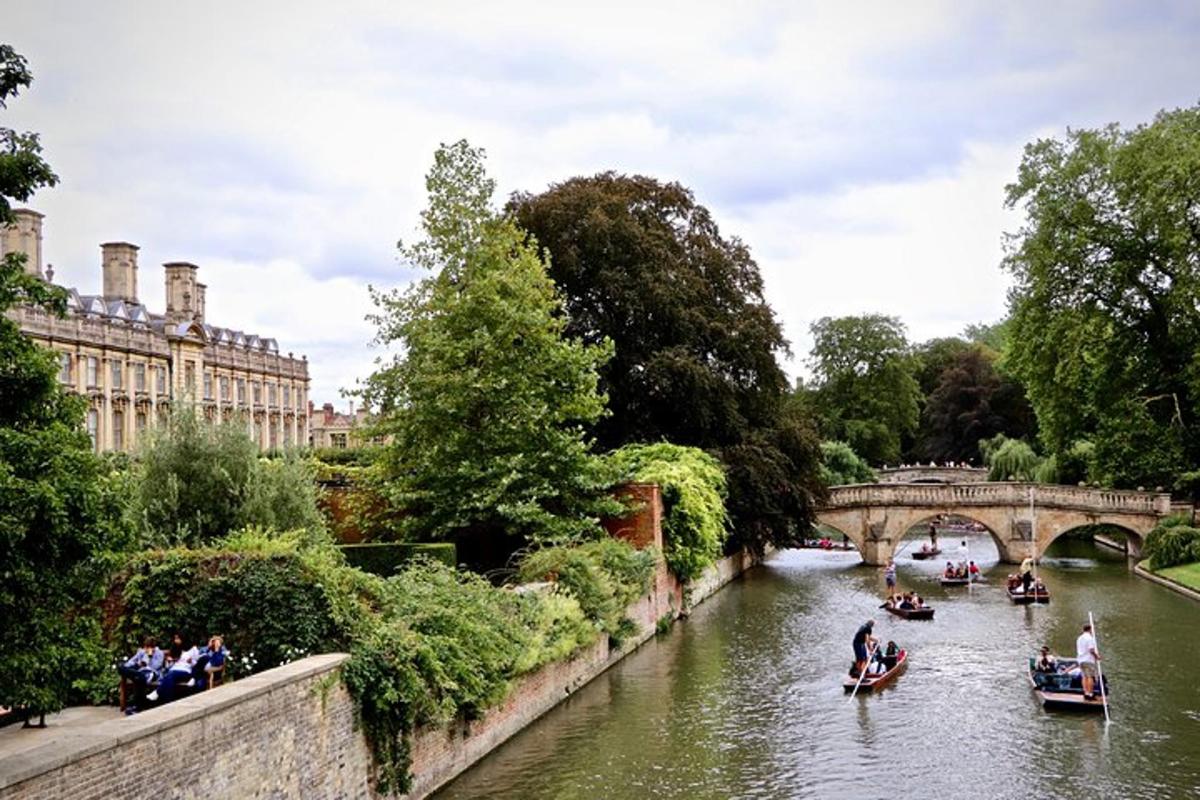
[1075, 623, 1101, 700]
[147, 638, 200, 703]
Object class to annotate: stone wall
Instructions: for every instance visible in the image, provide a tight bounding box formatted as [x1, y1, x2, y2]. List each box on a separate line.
[0, 654, 371, 800]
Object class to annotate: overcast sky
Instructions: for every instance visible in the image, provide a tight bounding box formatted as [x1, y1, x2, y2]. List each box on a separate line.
[6, 2, 1199, 404]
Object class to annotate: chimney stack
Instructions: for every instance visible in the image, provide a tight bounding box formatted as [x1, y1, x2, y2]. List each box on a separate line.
[101, 242, 139, 303]
[323, 403, 335, 425]
[195, 282, 207, 324]
[163, 262, 200, 323]
[1, 209, 45, 278]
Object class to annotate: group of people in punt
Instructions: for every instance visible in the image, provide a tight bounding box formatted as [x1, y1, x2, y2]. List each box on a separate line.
[883, 592, 928, 611]
[1033, 623, 1103, 700]
[942, 560, 980, 580]
[850, 619, 900, 678]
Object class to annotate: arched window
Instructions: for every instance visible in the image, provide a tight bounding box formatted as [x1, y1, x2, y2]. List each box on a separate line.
[86, 409, 99, 451]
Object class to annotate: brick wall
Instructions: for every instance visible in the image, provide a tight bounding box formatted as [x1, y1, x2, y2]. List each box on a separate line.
[0, 654, 371, 800]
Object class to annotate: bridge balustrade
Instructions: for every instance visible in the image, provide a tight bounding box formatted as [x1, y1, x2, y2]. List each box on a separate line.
[824, 482, 1169, 516]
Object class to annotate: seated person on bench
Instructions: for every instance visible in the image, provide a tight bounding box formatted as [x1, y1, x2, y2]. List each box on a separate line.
[147, 638, 200, 704]
[192, 636, 229, 686]
[118, 637, 164, 707]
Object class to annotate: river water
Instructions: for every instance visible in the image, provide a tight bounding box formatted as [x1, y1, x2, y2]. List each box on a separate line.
[434, 535, 1200, 799]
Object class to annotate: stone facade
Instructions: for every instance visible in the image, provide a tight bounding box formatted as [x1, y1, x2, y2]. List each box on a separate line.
[2, 209, 310, 453]
[816, 481, 1171, 564]
[310, 401, 373, 449]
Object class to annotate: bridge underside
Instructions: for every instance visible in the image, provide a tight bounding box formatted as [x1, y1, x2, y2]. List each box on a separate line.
[814, 505, 1154, 566]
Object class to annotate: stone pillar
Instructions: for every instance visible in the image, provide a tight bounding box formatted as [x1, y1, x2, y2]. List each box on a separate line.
[1, 208, 44, 277]
[101, 242, 139, 302]
[164, 262, 200, 323]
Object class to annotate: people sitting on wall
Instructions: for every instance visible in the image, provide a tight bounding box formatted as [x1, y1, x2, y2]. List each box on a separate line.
[118, 637, 163, 709]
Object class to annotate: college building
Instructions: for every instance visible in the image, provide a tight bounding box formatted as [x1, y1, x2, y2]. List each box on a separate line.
[2, 208, 311, 452]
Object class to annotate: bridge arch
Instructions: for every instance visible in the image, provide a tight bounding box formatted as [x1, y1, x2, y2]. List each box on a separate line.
[1036, 516, 1151, 561]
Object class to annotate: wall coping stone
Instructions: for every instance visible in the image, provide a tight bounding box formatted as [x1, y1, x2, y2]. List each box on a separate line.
[0, 652, 349, 791]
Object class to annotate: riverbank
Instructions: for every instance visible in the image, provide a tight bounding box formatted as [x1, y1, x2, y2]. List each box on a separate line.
[1134, 560, 1200, 602]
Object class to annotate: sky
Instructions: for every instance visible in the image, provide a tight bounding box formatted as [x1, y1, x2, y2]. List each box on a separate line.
[5, 1, 1200, 404]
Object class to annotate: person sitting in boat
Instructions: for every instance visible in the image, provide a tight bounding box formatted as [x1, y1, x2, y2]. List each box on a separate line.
[899, 594, 915, 610]
[1035, 647, 1057, 673]
[920, 542, 930, 553]
[913, 593, 925, 608]
[968, 561, 980, 579]
[944, 562, 955, 578]
[881, 641, 900, 671]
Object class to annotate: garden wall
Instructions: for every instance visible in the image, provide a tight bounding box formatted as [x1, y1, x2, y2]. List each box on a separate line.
[0, 485, 764, 800]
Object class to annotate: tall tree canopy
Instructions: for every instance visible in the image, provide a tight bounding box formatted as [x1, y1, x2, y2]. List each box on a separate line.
[362, 142, 617, 565]
[806, 314, 921, 465]
[1, 45, 125, 719]
[509, 173, 823, 552]
[1003, 105, 1200, 488]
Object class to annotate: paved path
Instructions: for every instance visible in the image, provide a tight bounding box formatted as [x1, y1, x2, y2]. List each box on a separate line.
[0, 707, 120, 763]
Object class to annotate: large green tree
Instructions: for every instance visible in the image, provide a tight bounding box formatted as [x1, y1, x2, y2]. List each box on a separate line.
[806, 314, 921, 465]
[508, 173, 823, 552]
[0, 45, 127, 720]
[1004, 105, 1200, 488]
[361, 142, 617, 566]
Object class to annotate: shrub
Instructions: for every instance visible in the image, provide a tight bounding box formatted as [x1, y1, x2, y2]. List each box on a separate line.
[980, 434, 1042, 481]
[608, 443, 728, 580]
[340, 542, 457, 575]
[517, 538, 655, 638]
[1144, 515, 1200, 570]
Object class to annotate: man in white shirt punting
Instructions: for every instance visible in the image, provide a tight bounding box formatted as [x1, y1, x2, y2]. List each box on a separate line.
[1075, 623, 1101, 700]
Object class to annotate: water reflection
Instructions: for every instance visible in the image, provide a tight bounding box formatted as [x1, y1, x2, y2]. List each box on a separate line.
[435, 540, 1200, 800]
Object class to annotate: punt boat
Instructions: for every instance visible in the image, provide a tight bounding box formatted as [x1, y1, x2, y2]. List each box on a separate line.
[911, 548, 941, 560]
[883, 604, 935, 620]
[1027, 657, 1108, 711]
[940, 575, 970, 586]
[1007, 585, 1050, 604]
[843, 649, 908, 693]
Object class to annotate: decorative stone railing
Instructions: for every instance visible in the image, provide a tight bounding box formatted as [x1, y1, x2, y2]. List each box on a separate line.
[824, 482, 1171, 516]
[877, 466, 989, 484]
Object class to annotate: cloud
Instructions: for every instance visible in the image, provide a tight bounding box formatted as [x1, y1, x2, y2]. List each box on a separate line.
[5, 0, 1199, 403]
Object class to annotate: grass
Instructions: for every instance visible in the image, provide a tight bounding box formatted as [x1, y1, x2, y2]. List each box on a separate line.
[1154, 562, 1200, 592]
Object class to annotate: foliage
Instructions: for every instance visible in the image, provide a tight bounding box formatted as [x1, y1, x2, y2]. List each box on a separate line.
[1003, 105, 1200, 489]
[518, 538, 655, 640]
[806, 314, 921, 465]
[360, 141, 619, 558]
[340, 542, 458, 575]
[917, 347, 1036, 463]
[0, 47, 127, 718]
[130, 406, 327, 547]
[608, 443, 728, 580]
[819, 441, 875, 486]
[979, 434, 1043, 481]
[308, 446, 382, 468]
[509, 171, 824, 554]
[1144, 515, 1200, 570]
[913, 337, 974, 397]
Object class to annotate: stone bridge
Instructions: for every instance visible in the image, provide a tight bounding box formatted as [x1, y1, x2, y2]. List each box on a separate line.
[877, 466, 989, 484]
[815, 482, 1172, 565]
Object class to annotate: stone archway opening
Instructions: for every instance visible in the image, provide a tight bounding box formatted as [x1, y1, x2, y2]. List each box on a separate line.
[1040, 522, 1146, 561]
[810, 521, 860, 553]
[895, 513, 1002, 567]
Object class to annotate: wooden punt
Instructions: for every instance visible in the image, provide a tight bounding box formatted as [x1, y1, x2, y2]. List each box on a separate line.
[911, 548, 941, 560]
[1027, 658, 1107, 711]
[1008, 586, 1050, 604]
[884, 604, 935, 620]
[940, 575, 970, 586]
[844, 649, 908, 693]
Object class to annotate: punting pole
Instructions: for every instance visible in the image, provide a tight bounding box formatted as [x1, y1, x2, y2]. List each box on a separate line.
[1089, 611, 1111, 724]
[1029, 486, 1039, 604]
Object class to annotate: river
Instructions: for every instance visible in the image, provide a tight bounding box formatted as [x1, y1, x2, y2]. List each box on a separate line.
[434, 534, 1200, 799]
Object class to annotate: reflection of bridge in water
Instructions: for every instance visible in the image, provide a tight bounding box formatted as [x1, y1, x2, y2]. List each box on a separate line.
[815, 482, 1172, 565]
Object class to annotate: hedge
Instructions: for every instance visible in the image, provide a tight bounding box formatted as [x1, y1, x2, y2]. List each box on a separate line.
[339, 542, 457, 576]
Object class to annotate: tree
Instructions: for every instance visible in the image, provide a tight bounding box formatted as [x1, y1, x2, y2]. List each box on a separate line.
[508, 173, 824, 552]
[807, 315, 921, 465]
[1004, 105, 1200, 488]
[917, 347, 1035, 463]
[361, 142, 618, 565]
[0, 45, 124, 720]
[819, 441, 875, 486]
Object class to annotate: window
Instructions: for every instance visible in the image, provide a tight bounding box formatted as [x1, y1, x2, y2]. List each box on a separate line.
[86, 409, 99, 450]
[59, 352, 72, 384]
[283, 386, 291, 408]
[268, 384, 277, 406]
[111, 360, 123, 390]
[112, 410, 124, 450]
[331, 432, 348, 450]
[253, 382, 262, 404]
[135, 363, 146, 392]
[253, 420, 262, 444]
[185, 362, 196, 392]
[284, 424, 292, 446]
[87, 356, 99, 387]
[269, 421, 278, 449]
[220, 376, 230, 400]
[156, 366, 167, 394]
[204, 372, 213, 399]
[136, 412, 147, 433]
[237, 378, 246, 404]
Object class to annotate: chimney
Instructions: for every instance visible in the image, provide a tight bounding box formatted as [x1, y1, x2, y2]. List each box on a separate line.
[163, 262, 199, 323]
[195, 282, 206, 323]
[1, 209, 45, 278]
[101, 242, 139, 303]
[323, 403, 335, 425]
